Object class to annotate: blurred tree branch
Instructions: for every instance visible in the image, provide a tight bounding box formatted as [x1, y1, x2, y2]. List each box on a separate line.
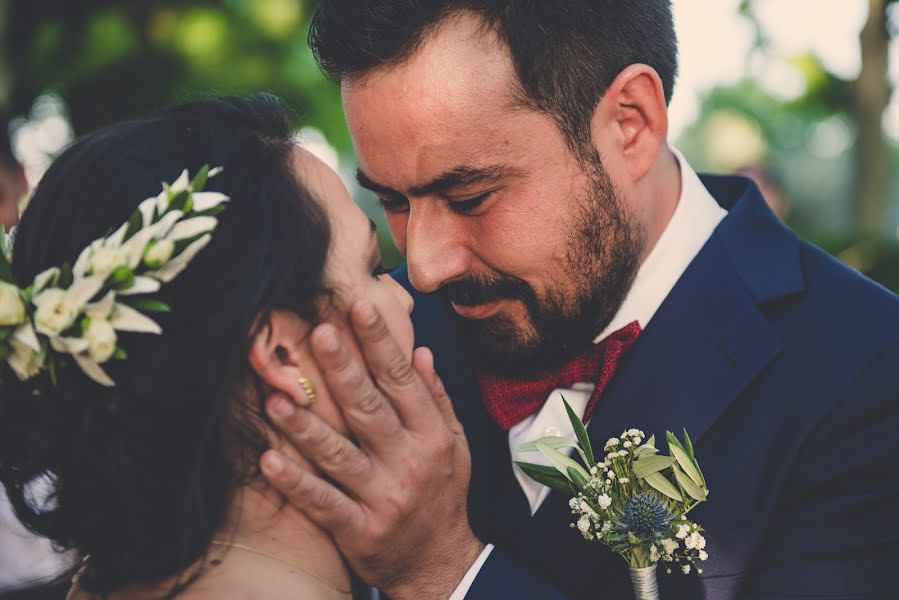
[853, 0, 892, 236]
[741, 0, 897, 236]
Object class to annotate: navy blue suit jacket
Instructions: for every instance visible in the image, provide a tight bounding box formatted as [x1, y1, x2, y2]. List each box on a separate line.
[397, 175, 899, 599]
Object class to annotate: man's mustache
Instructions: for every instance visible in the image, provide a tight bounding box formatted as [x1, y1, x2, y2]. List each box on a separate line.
[437, 275, 532, 307]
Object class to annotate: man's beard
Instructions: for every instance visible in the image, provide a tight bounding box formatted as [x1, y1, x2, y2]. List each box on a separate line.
[438, 152, 645, 378]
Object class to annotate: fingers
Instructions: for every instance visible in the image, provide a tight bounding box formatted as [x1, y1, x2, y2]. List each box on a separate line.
[413, 347, 464, 435]
[261, 449, 364, 538]
[308, 324, 407, 449]
[266, 394, 372, 489]
[347, 301, 442, 431]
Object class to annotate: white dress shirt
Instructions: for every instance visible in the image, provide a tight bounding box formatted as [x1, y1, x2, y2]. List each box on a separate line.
[449, 148, 726, 599]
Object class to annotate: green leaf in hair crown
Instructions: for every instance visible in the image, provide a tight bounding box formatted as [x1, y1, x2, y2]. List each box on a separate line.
[0, 166, 229, 387]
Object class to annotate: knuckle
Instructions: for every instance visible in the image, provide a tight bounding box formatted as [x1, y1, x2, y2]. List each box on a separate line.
[400, 456, 425, 487]
[323, 436, 353, 466]
[338, 362, 367, 390]
[282, 467, 309, 499]
[384, 355, 417, 387]
[363, 316, 391, 342]
[310, 484, 335, 511]
[327, 344, 354, 373]
[355, 386, 384, 416]
[435, 430, 455, 454]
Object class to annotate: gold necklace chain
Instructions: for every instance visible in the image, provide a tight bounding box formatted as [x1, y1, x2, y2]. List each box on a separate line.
[210, 540, 352, 595]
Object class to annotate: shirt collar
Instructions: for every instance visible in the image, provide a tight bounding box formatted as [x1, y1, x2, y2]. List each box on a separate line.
[594, 147, 727, 343]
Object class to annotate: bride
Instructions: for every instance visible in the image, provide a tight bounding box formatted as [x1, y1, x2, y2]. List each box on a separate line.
[0, 93, 414, 599]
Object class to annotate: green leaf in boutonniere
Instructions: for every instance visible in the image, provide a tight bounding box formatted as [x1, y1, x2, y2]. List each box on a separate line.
[667, 431, 705, 488]
[672, 462, 708, 502]
[567, 466, 590, 492]
[515, 461, 576, 495]
[643, 471, 683, 502]
[633, 455, 676, 479]
[519, 436, 591, 467]
[535, 441, 591, 483]
[562, 396, 595, 467]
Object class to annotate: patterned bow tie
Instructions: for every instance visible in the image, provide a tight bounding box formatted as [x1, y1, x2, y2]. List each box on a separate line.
[478, 321, 641, 431]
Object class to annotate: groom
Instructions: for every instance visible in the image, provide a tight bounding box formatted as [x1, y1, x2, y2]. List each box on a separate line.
[261, 1, 899, 598]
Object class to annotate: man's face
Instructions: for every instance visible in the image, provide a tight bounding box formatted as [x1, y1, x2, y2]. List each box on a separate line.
[343, 14, 645, 375]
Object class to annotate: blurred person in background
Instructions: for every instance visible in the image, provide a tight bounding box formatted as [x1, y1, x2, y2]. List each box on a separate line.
[736, 163, 790, 221]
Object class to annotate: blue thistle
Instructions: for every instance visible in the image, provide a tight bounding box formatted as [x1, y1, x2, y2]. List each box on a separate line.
[620, 493, 672, 542]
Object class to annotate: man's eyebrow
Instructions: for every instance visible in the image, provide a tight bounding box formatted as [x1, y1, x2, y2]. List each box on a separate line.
[356, 165, 520, 198]
[356, 169, 396, 196]
[408, 165, 520, 197]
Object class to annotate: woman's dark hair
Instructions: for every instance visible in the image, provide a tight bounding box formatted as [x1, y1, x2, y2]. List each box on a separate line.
[0, 93, 331, 594]
[309, 0, 678, 157]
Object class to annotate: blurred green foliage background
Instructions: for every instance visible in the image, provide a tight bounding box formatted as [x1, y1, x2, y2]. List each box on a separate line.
[1, 0, 899, 291]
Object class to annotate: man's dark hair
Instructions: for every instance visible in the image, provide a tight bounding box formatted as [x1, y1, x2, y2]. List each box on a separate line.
[309, 0, 678, 155]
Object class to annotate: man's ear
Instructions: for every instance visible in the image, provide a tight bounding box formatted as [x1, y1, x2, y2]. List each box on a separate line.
[247, 310, 315, 406]
[591, 63, 669, 181]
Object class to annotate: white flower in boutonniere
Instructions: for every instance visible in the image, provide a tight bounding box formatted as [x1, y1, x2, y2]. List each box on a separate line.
[515, 398, 711, 600]
[0, 165, 228, 388]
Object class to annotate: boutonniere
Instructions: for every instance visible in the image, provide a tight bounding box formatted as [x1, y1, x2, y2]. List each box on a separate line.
[517, 399, 710, 600]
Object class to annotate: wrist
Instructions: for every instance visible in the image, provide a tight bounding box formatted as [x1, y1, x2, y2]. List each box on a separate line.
[386, 529, 485, 600]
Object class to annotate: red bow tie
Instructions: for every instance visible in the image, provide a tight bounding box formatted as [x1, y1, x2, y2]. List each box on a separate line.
[478, 321, 641, 431]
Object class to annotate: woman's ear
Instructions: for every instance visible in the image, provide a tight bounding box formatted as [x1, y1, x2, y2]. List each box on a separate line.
[247, 310, 316, 407]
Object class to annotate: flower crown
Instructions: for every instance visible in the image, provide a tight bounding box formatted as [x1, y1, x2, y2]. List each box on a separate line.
[0, 166, 229, 387]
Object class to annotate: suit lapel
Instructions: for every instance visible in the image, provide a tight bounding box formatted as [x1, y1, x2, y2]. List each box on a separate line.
[589, 175, 804, 449]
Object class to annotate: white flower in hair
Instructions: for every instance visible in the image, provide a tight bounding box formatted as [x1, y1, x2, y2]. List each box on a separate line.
[142, 240, 175, 269]
[0, 281, 26, 326]
[84, 319, 117, 363]
[32, 275, 105, 337]
[0, 165, 229, 387]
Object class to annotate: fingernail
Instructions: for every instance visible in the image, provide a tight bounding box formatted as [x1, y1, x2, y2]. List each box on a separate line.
[356, 301, 378, 326]
[261, 451, 284, 476]
[270, 396, 295, 419]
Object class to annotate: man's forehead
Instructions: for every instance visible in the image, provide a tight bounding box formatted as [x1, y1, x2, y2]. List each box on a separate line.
[341, 15, 514, 108]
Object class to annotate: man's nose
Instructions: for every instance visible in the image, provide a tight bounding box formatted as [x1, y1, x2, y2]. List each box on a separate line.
[405, 203, 470, 294]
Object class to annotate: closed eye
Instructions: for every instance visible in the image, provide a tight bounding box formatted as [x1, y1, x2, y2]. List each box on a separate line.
[377, 196, 409, 214]
[449, 192, 491, 215]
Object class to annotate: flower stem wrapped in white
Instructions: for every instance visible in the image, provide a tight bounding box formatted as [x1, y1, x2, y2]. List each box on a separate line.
[0, 165, 228, 387]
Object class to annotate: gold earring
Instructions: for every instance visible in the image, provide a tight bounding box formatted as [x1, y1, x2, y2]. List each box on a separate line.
[297, 376, 316, 401]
